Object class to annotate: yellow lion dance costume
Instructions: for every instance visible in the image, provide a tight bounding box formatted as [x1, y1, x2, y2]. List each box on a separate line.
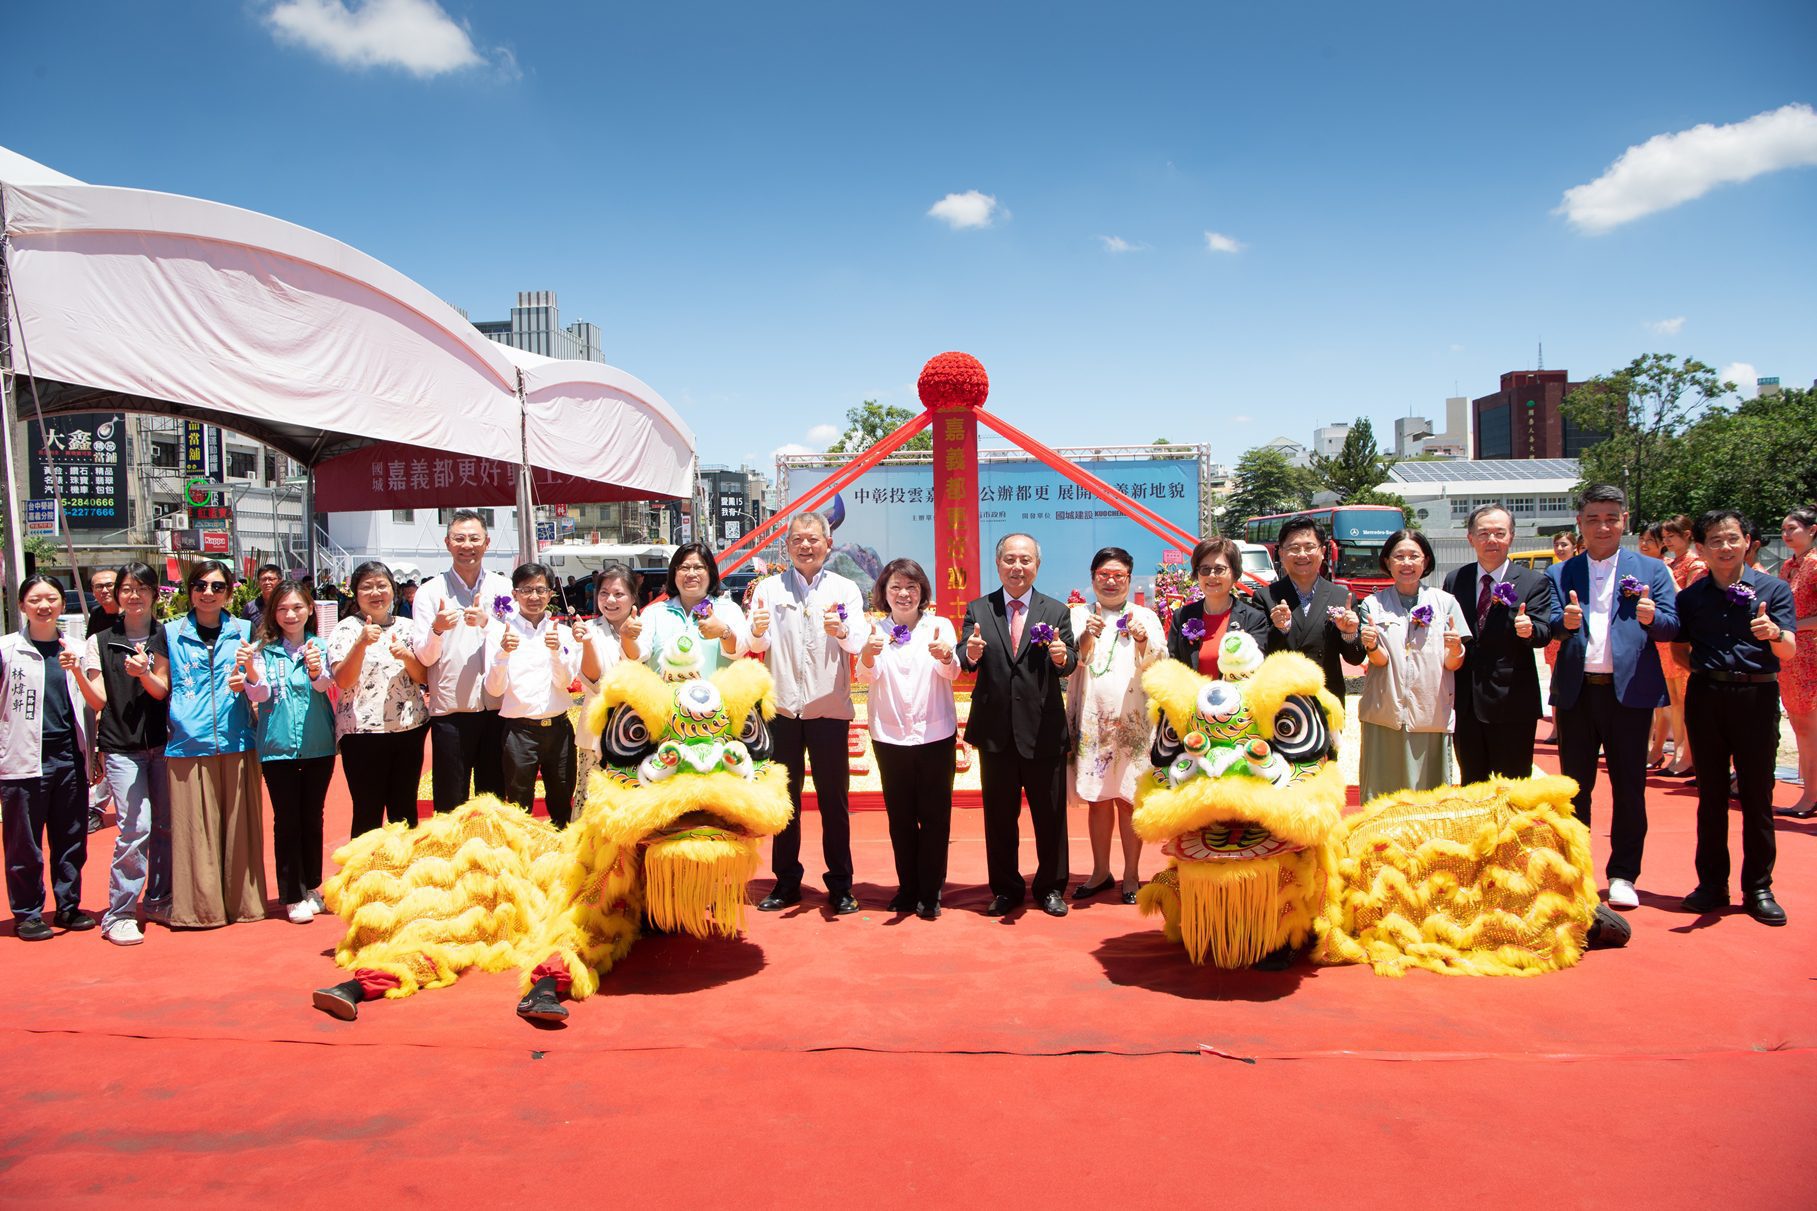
[310, 658, 793, 1022]
[1134, 634, 1626, 976]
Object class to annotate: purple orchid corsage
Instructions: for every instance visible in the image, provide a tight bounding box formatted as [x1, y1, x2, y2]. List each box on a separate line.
[1325, 605, 1348, 624]
[1029, 621, 1056, 645]
[692, 599, 714, 620]
[1725, 582, 1756, 608]
[1115, 613, 1130, 633]
[491, 593, 513, 620]
[1409, 604, 1434, 628]
[1619, 575, 1644, 599]
[833, 602, 849, 622]
[890, 623, 914, 646]
[1492, 581, 1520, 609]
[1180, 617, 1206, 643]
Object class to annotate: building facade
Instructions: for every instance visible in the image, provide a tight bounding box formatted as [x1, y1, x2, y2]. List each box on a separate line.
[1472, 370, 1601, 460]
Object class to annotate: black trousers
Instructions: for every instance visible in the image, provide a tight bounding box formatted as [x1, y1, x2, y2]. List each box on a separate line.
[429, 709, 505, 813]
[873, 736, 956, 907]
[769, 715, 853, 896]
[1556, 683, 1651, 883]
[1, 755, 86, 923]
[501, 715, 577, 829]
[1453, 699, 1540, 784]
[339, 726, 428, 837]
[977, 745, 1068, 901]
[261, 754, 334, 903]
[1686, 677, 1779, 894]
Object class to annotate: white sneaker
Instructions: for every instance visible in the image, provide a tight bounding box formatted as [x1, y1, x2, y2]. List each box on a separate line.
[307, 889, 327, 913]
[1608, 879, 1640, 909]
[286, 900, 316, 924]
[103, 920, 145, 946]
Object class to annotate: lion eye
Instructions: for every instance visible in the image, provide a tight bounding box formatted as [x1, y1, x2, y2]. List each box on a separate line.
[601, 706, 658, 765]
[738, 711, 772, 762]
[1150, 714, 1183, 769]
[1269, 695, 1330, 763]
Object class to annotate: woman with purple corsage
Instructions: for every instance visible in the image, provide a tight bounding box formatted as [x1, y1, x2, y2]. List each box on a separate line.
[630, 542, 749, 679]
[1356, 530, 1470, 802]
[1166, 537, 1271, 677]
[853, 558, 958, 919]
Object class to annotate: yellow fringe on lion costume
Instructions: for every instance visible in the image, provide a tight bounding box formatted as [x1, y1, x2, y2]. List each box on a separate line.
[312, 659, 793, 1022]
[1134, 634, 1625, 976]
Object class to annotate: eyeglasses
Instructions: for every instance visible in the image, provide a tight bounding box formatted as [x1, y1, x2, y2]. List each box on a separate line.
[1094, 569, 1130, 581]
[516, 587, 552, 597]
[1196, 564, 1232, 577]
[193, 581, 229, 593]
[1281, 544, 1321, 557]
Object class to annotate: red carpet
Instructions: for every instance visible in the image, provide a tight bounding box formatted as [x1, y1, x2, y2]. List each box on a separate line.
[3, 743, 1814, 1206]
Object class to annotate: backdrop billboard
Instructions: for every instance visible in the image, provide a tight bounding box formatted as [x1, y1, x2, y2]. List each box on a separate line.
[783, 455, 1200, 599]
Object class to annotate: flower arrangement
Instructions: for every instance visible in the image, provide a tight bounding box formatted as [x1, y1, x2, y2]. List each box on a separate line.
[1619, 575, 1644, 598]
[1725, 582, 1756, 608]
[1492, 581, 1520, 609]
[916, 351, 990, 411]
[1153, 558, 1201, 628]
[491, 593, 514, 620]
[1028, 622, 1056, 645]
[1066, 589, 1086, 606]
[890, 623, 914, 646]
[1179, 616, 1206, 643]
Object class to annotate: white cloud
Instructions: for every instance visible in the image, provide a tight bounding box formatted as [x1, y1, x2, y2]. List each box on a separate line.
[805, 423, 841, 445]
[770, 442, 815, 462]
[264, 0, 493, 78]
[1557, 103, 1817, 234]
[1230, 414, 1254, 424]
[1720, 362, 1758, 398]
[1098, 235, 1148, 253]
[1647, 316, 1687, 336]
[927, 190, 1001, 230]
[1204, 230, 1245, 254]
[1447, 343, 1466, 353]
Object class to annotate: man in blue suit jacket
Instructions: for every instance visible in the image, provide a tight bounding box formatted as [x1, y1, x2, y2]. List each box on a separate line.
[1548, 484, 1678, 910]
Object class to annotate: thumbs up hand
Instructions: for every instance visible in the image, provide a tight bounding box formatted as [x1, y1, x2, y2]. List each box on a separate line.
[1443, 612, 1464, 657]
[1635, 581, 1656, 626]
[1083, 602, 1105, 640]
[1513, 601, 1533, 639]
[1270, 598, 1293, 634]
[965, 622, 985, 663]
[1563, 589, 1583, 631]
[1750, 600, 1780, 641]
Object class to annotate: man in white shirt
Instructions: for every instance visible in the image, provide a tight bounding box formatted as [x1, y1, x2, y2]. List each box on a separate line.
[484, 563, 580, 828]
[412, 510, 517, 814]
[748, 513, 869, 913]
[1548, 483, 1678, 910]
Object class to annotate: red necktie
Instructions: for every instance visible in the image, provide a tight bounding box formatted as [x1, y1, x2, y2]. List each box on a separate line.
[1008, 599, 1026, 651]
[1476, 573, 1493, 629]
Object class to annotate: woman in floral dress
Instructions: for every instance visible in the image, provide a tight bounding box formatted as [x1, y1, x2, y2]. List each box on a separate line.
[1777, 506, 1817, 818]
[1066, 547, 1164, 904]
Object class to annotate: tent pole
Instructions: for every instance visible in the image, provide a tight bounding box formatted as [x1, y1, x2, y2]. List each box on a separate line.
[515, 369, 535, 566]
[303, 468, 316, 580]
[0, 194, 29, 629]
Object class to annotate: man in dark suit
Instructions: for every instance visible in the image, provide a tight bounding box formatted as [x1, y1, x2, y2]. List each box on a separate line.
[1445, 504, 1555, 783]
[959, 533, 1078, 917]
[1548, 483, 1678, 911]
[1261, 516, 1366, 701]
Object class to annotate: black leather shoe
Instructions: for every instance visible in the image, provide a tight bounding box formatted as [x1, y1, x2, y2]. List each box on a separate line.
[758, 888, 800, 911]
[983, 895, 1018, 917]
[916, 902, 940, 920]
[54, 909, 97, 932]
[1040, 891, 1068, 917]
[517, 975, 569, 1023]
[17, 917, 52, 942]
[831, 892, 861, 915]
[1121, 883, 1141, 905]
[1680, 886, 1730, 914]
[1071, 876, 1114, 901]
[886, 894, 915, 913]
[311, 979, 364, 1021]
[1745, 889, 1787, 926]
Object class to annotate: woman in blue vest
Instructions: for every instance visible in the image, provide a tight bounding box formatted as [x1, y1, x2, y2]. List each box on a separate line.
[144, 560, 265, 928]
[242, 579, 337, 925]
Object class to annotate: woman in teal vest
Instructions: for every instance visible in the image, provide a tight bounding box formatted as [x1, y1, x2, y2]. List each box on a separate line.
[242, 580, 337, 925]
[144, 560, 264, 928]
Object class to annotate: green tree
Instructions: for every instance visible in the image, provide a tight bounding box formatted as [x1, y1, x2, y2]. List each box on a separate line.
[1222, 446, 1319, 528]
[826, 400, 932, 454]
[1563, 353, 1731, 527]
[1644, 386, 1817, 527]
[1348, 486, 1420, 531]
[1310, 417, 1397, 501]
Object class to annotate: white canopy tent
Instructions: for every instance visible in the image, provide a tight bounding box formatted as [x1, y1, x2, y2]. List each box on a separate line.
[0, 148, 693, 614]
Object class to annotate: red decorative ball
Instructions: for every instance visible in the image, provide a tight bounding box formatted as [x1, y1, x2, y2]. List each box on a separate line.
[917, 352, 989, 411]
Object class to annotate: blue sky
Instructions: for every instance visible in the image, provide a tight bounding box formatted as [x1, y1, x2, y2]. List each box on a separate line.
[6, 1, 1814, 473]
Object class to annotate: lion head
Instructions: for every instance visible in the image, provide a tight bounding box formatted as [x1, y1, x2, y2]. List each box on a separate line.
[1132, 636, 1346, 968]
